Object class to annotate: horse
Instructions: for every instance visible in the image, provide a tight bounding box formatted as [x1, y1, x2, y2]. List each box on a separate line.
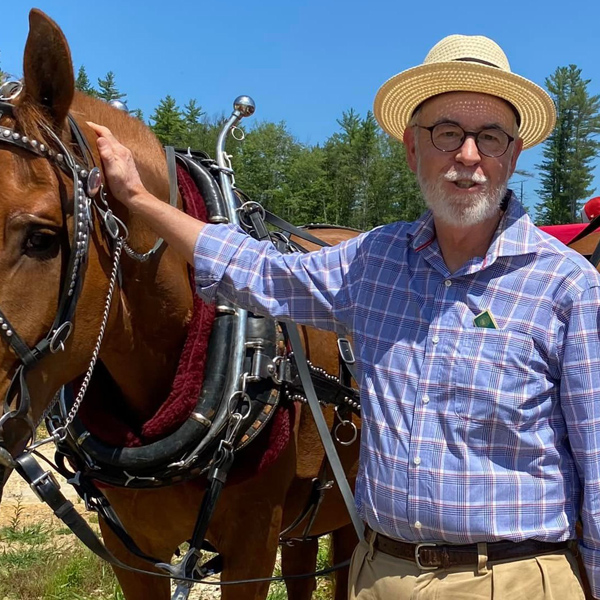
[0, 9, 361, 600]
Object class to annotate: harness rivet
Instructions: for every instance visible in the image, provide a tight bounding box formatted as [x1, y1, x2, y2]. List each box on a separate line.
[6, 331, 12, 337]
[2, 323, 7, 330]
[11, 132, 20, 140]
[30, 140, 38, 148]
[39, 144, 46, 153]
[57, 154, 64, 162]
[47, 149, 54, 157]
[75, 165, 81, 172]
[2, 129, 10, 137]
[21, 136, 28, 144]
[80, 170, 88, 179]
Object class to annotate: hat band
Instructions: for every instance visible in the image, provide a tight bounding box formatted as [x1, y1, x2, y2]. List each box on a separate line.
[453, 57, 502, 69]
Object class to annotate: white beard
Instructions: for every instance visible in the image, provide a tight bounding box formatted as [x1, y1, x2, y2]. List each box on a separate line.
[417, 164, 508, 227]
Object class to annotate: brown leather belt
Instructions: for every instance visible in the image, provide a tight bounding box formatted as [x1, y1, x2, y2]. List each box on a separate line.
[365, 526, 571, 570]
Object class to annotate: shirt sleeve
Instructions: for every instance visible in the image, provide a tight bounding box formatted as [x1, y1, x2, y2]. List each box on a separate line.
[560, 284, 600, 599]
[193, 223, 364, 332]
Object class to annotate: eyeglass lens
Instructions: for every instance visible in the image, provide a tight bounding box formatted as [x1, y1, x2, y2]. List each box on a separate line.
[430, 123, 510, 157]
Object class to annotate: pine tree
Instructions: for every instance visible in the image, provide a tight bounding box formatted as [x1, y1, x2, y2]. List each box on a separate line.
[182, 99, 205, 144]
[536, 65, 600, 224]
[75, 65, 97, 97]
[150, 95, 185, 146]
[97, 71, 126, 102]
[130, 108, 144, 121]
[234, 121, 300, 219]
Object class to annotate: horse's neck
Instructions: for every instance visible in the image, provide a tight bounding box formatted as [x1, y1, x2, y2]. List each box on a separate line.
[102, 251, 193, 422]
[75, 96, 194, 420]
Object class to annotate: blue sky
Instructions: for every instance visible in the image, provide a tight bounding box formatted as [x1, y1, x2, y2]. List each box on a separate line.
[2, 1, 600, 216]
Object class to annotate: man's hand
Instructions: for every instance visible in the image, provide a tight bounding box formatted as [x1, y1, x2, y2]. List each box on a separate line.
[85, 121, 207, 266]
[87, 121, 147, 207]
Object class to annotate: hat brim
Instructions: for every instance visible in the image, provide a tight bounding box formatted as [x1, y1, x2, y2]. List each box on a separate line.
[373, 61, 556, 149]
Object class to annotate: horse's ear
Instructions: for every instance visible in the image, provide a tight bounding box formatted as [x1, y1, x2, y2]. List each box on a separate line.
[22, 9, 74, 125]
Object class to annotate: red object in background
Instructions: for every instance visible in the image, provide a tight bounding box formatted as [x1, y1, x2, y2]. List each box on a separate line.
[583, 196, 600, 221]
[538, 223, 590, 245]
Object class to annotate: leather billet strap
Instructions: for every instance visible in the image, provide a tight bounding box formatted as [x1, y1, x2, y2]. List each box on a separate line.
[15, 452, 146, 566]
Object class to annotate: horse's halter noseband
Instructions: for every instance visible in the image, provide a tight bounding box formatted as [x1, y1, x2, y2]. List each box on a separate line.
[0, 92, 102, 446]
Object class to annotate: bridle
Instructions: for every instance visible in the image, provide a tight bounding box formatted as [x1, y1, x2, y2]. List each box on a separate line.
[0, 89, 110, 452]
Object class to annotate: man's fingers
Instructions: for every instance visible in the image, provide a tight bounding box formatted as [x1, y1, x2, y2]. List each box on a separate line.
[86, 121, 121, 150]
[87, 121, 113, 137]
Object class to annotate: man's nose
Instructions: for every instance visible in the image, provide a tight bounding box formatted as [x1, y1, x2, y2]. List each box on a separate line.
[455, 135, 481, 166]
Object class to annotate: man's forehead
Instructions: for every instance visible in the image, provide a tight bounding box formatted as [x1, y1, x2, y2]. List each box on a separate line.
[419, 92, 518, 128]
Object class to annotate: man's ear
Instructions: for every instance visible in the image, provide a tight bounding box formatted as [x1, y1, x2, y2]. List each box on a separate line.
[508, 137, 524, 177]
[404, 127, 418, 174]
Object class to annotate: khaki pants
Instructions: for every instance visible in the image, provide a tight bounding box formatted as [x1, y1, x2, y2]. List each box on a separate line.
[349, 537, 587, 600]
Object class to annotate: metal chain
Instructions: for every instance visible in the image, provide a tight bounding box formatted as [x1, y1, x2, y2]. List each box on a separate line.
[122, 241, 154, 262]
[55, 238, 124, 437]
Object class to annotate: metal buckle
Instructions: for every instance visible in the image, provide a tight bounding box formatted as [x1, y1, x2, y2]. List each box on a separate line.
[30, 470, 60, 502]
[414, 542, 439, 571]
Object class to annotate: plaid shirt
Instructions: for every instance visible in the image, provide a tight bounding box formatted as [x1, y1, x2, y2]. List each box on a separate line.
[194, 193, 600, 596]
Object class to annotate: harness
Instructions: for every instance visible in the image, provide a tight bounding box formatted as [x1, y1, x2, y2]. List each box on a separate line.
[0, 89, 362, 597]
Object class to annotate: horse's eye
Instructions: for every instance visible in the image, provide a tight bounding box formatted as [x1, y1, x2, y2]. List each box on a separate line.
[23, 230, 59, 258]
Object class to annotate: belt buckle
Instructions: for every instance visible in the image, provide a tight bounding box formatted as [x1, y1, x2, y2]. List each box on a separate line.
[415, 542, 439, 571]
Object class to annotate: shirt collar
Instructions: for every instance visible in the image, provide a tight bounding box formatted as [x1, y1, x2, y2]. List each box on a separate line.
[408, 191, 541, 260]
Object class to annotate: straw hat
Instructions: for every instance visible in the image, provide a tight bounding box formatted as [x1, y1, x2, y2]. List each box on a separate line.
[373, 34, 556, 149]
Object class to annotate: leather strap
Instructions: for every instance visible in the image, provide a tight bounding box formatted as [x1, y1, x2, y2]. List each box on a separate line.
[287, 324, 364, 541]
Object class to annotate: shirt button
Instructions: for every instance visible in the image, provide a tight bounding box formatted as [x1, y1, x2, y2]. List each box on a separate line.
[422, 394, 430, 404]
[414, 457, 421, 466]
[415, 521, 422, 529]
[432, 335, 439, 344]
[444, 280, 452, 287]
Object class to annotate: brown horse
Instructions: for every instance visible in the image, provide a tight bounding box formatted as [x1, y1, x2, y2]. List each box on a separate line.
[0, 9, 360, 600]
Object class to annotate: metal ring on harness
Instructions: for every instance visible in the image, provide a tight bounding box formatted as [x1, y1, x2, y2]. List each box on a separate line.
[49, 322, 73, 354]
[231, 126, 245, 141]
[236, 201, 266, 226]
[333, 406, 358, 446]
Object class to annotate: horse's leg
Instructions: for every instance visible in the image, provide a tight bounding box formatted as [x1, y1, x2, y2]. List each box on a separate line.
[331, 523, 358, 600]
[210, 439, 296, 600]
[98, 517, 172, 600]
[281, 538, 319, 600]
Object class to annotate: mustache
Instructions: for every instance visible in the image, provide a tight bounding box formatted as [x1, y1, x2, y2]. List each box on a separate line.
[443, 168, 488, 184]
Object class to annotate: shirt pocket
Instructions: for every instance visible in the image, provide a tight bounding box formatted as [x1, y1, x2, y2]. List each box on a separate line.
[453, 329, 543, 427]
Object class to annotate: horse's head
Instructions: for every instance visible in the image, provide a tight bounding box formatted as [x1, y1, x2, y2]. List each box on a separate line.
[0, 10, 124, 476]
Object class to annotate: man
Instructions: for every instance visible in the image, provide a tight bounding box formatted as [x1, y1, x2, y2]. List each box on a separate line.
[89, 34, 600, 600]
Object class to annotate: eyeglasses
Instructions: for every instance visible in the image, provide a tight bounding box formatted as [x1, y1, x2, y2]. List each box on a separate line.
[415, 122, 515, 158]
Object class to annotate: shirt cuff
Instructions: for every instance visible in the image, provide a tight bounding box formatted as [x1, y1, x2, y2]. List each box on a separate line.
[193, 223, 250, 303]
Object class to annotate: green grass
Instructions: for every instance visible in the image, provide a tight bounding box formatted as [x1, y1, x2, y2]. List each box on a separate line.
[0, 501, 122, 600]
[0, 521, 50, 544]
